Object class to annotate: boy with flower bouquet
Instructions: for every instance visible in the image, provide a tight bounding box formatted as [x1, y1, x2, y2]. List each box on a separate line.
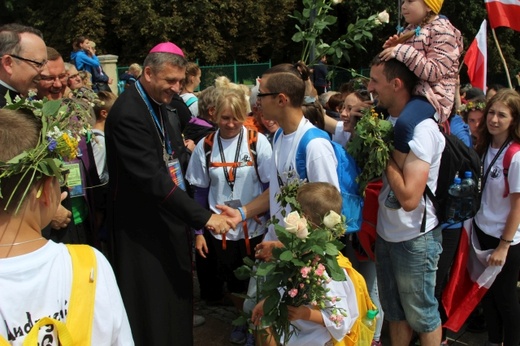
[236, 180, 360, 346]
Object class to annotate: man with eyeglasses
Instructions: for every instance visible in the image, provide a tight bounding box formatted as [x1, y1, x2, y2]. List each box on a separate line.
[0, 23, 47, 107]
[65, 63, 84, 92]
[36, 47, 68, 101]
[35, 47, 104, 249]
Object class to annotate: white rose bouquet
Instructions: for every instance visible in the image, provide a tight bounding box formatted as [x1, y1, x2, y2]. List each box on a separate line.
[235, 179, 347, 345]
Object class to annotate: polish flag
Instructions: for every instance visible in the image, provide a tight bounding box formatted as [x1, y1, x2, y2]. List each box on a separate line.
[442, 220, 503, 332]
[464, 20, 487, 93]
[485, 0, 520, 32]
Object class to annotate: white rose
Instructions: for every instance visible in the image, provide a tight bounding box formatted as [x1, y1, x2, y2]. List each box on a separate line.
[375, 10, 390, 25]
[284, 211, 301, 234]
[296, 224, 309, 239]
[323, 210, 343, 229]
[331, 0, 343, 4]
[297, 216, 308, 232]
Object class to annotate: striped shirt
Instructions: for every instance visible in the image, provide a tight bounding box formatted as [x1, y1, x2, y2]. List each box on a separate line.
[394, 16, 463, 123]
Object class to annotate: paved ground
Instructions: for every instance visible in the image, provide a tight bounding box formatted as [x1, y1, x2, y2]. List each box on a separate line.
[192, 284, 491, 346]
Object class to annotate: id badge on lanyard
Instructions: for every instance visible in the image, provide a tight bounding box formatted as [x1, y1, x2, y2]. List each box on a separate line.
[63, 162, 84, 197]
[167, 158, 186, 191]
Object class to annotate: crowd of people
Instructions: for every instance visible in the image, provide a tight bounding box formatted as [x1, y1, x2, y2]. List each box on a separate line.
[1, 0, 520, 344]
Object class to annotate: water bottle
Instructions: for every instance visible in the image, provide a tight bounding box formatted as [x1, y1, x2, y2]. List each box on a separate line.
[446, 177, 462, 223]
[460, 171, 476, 219]
[363, 309, 378, 332]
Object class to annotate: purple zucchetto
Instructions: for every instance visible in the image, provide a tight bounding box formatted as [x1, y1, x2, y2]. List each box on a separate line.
[149, 42, 185, 57]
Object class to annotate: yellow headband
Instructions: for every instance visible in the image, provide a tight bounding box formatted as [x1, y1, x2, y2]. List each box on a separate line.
[423, 0, 443, 14]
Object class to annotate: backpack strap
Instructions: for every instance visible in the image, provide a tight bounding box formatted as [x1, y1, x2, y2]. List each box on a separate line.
[273, 128, 283, 143]
[184, 96, 198, 108]
[204, 129, 261, 181]
[203, 131, 216, 171]
[503, 142, 520, 197]
[65, 244, 97, 345]
[4, 245, 97, 345]
[295, 127, 330, 180]
[247, 129, 260, 181]
[23, 317, 74, 346]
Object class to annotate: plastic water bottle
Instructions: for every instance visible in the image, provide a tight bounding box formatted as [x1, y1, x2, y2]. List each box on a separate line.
[446, 177, 462, 223]
[460, 171, 476, 219]
[363, 309, 379, 332]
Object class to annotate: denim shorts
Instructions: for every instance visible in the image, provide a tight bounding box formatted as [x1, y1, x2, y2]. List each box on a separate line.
[375, 226, 443, 333]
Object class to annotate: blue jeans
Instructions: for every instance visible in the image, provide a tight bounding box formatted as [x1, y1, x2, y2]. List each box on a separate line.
[375, 226, 443, 333]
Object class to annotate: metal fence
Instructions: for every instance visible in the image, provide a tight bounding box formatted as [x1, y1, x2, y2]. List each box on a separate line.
[328, 67, 370, 91]
[117, 62, 371, 92]
[117, 61, 272, 91]
[198, 61, 271, 90]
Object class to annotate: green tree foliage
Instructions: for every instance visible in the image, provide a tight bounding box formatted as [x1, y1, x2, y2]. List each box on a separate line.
[1, 0, 518, 83]
[110, 0, 296, 65]
[0, 0, 106, 57]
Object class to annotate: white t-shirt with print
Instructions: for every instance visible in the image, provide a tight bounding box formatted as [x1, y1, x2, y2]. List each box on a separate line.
[377, 118, 445, 242]
[0, 241, 133, 346]
[186, 126, 272, 241]
[286, 268, 359, 346]
[264, 118, 339, 241]
[475, 143, 520, 245]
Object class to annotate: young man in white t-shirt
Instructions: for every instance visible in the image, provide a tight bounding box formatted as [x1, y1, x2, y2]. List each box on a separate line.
[218, 65, 339, 258]
[217, 65, 341, 346]
[368, 56, 445, 346]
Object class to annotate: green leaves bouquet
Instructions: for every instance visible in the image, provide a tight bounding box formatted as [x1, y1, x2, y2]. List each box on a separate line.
[0, 94, 92, 213]
[347, 107, 394, 195]
[235, 179, 347, 345]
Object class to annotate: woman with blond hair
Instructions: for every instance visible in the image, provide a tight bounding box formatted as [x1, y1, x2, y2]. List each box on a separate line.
[186, 87, 272, 345]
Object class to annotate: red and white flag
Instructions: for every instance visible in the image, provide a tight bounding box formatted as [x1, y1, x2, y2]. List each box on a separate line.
[442, 220, 503, 332]
[485, 0, 520, 32]
[464, 20, 487, 93]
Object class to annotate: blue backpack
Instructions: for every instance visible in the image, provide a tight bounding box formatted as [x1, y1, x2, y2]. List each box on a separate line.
[275, 127, 363, 233]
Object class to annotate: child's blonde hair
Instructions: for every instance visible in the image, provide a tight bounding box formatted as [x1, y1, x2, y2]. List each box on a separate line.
[296, 182, 342, 225]
[128, 63, 142, 78]
[393, 0, 439, 46]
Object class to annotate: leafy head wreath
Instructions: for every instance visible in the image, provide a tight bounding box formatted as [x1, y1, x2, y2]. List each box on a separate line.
[0, 93, 92, 214]
[458, 100, 486, 114]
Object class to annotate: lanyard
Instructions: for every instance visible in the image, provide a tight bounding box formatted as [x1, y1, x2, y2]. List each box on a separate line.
[273, 117, 307, 187]
[482, 138, 511, 192]
[217, 128, 244, 193]
[135, 81, 172, 156]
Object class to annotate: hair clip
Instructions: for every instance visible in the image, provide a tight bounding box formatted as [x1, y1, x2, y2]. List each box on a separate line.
[396, 25, 404, 34]
[415, 26, 421, 36]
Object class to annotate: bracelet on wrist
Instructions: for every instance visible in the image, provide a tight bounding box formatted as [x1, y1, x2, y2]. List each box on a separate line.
[194, 229, 204, 236]
[237, 207, 246, 222]
[500, 236, 513, 244]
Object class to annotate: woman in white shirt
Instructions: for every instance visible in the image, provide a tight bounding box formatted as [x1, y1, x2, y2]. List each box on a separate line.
[186, 87, 272, 345]
[473, 89, 520, 346]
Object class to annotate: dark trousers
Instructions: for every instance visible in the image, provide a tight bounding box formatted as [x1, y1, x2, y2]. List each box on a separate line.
[475, 224, 520, 346]
[195, 230, 225, 302]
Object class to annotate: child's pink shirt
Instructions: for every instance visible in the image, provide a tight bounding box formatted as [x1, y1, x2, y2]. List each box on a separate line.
[393, 16, 463, 123]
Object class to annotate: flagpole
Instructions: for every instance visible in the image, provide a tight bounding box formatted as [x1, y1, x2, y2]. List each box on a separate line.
[491, 28, 513, 89]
